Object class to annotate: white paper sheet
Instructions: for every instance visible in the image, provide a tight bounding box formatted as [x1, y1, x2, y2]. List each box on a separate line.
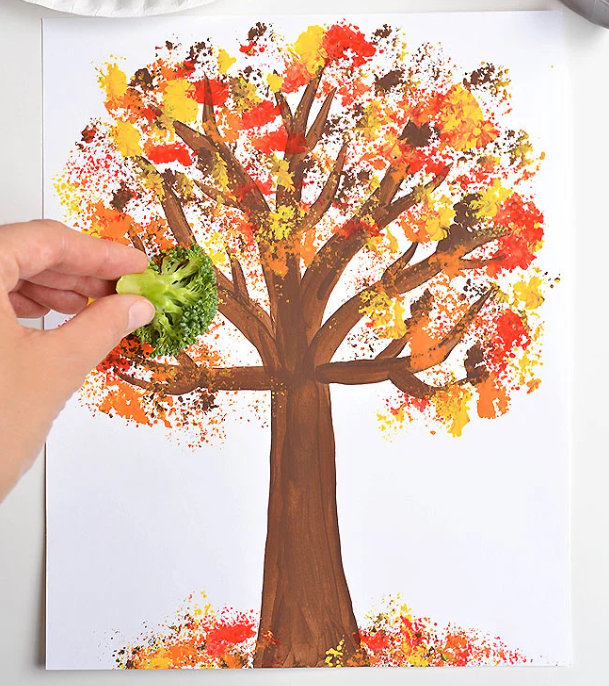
[44, 12, 570, 670]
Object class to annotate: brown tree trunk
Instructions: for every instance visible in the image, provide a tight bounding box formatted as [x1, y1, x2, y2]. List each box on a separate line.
[253, 379, 361, 667]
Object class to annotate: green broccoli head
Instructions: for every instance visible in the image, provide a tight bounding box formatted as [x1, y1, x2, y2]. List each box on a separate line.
[117, 244, 218, 357]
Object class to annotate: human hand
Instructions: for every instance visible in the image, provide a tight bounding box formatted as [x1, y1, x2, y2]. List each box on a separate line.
[0, 220, 155, 501]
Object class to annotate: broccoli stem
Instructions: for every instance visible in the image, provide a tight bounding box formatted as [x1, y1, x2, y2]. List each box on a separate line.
[115, 245, 218, 357]
[116, 270, 175, 311]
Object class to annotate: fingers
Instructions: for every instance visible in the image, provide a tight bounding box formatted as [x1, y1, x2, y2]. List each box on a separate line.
[8, 291, 50, 318]
[16, 281, 89, 315]
[8, 269, 119, 317]
[0, 220, 148, 291]
[45, 294, 155, 386]
[26, 271, 118, 299]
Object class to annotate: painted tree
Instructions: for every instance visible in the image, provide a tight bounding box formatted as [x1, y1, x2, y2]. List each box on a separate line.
[56, 21, 548, 668]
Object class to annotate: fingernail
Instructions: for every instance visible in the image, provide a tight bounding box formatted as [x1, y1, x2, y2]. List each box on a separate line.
[127, 298, 155, 334]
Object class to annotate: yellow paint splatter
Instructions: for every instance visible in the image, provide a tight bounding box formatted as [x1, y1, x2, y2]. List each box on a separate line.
[432, 385, 472, 437]
[324, 639, 345, 667]
[510, 131, 534, 166]
[425, 195, 456, 241]
[217, 48, 236, 74]
[387, 299, 408, 339]
[472, 179, 512, 219]
[211, 153, 230, 191]
[360, 290, 393, 328]
[359, 290, 408, 339]
[98, 62, 127, 108]
[230, 76, 262, 111]
[400, 641, 431, 667]
[357, 102, 386, 141]
[135, 157, 166, 198]
[513, 276, 544, 310]
[270, 155, 294, 191]
[53, 173, 81, 219]
[266, 205, 297, 241]
[403, 195, 455, 243]
[439, 84, 498, 151]
[162, 79, 198, 122]
[266, 72, 284, 92]
[113, 121, 142, 157]
[293, 25, 326, 75]
[206, 246, 229, 268]
[173, 171, 194, 199]
[384, 227, 400, 254]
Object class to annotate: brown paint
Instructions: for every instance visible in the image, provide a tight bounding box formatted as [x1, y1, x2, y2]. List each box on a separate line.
[374, 68, 404, 93]
[254, 383, 361, 667]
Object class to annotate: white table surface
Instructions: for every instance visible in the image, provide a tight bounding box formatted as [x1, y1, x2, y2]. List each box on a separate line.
[1, 0, 607, 683]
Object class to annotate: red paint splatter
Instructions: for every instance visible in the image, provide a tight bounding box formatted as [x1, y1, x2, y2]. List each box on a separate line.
[337, 217, 380, 238]
[281, 61, 311, 93]
[193, 78, 229, 106]
[241, 100, 280, 129]
[146, 142, 194, 166]
[285, 132, 308, 154]
[251, 128, 288, 153]
[322, 23, 376, 67]
[206, 619, 257, 657]
[115, 597, 528, 669]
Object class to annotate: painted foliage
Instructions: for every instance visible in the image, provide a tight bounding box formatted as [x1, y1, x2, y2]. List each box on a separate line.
[55, 20, 550, 668]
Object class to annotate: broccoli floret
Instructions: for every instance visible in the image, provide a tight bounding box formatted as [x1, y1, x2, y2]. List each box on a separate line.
[117, 244, 218, 357]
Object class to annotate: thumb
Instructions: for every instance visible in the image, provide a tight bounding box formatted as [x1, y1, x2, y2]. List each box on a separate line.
[47, 294, 155, 385]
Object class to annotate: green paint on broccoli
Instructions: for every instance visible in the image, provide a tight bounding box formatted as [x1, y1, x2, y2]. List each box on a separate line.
[117, 244, 218, 357]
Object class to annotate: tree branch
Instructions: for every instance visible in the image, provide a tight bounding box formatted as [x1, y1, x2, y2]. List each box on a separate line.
[300, 135, 430, 309]
[160, 183, 196, 246]
[275, 91, 293, 130]
[306, 231, 500, 371]
[228, 252, 249, 300]
[117, 363, 277, 395]
[313, 356, 458, 397]
[133, 155, 278, 365]
[306, 87, 336, 150]
[135, 157, 195, 246]
[297, 141, 348, 234]
[127, 228, 146, 253]
[300, 165, 451, 334]
[388, 368, 444, 398]
[173, 108, 286, 323]
[262, 72, 331, 363]
[276, 71, 325, 209]
[173, 120, 269, 218]
[200, 75, 220, 138]
[407, 288, 496, 373]
[315, 355, 471, 399]
[377, 164, 451, 230]
[213, 266, 278, 365]
[382, 242, 417, 285]
[375, 337, 408, 360]
[194, 179, 241, 210]
[457, 256, 502, 270]
[303, 254, 439, 368]
[293, 70, 324, 135]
